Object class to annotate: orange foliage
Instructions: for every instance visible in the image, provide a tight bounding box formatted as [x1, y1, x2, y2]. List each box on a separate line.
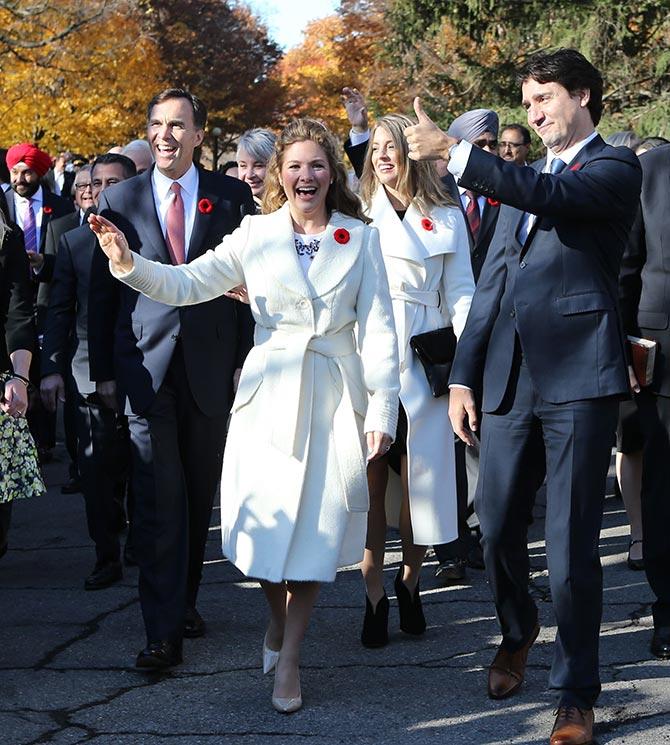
[0, 1, 163, 155]
[275, 0, 407, 137]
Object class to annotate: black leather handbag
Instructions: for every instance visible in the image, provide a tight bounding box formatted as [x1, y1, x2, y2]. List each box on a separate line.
[409, 326, 457, 398]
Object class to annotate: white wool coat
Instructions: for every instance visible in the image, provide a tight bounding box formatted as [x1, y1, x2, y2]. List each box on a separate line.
[368, 188, 474, 545]
[112, 203, 400, 582]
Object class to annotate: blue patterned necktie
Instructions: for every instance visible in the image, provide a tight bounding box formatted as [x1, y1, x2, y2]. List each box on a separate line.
[23, 198, 37, 253]
[550, 158, 566, 175]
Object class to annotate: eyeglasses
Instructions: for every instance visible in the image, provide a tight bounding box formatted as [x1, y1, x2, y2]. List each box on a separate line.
[498, 141, 527, 150]
[473, 138, 497, 149]
[74, 183, 92, 191]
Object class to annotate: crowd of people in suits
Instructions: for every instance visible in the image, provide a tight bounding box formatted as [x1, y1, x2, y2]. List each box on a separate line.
[1, 46, 669, 745]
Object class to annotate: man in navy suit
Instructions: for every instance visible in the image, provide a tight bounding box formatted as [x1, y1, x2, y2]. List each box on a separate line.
[619, 143, 670, 661]
[88, 88, 255, 669]
[405, 49, 642, 744]
[41, 154, 137, 591]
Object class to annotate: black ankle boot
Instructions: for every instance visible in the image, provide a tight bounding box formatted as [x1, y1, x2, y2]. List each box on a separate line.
[361, 593, 389, 648]
[394, 567, 426, 635]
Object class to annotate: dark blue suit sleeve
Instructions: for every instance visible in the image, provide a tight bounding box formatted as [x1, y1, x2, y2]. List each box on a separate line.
[618, 204, 644, 337]
[41, 234, 77, 378]
[459, 145, 642, 221]
[88, 191, 120, 382]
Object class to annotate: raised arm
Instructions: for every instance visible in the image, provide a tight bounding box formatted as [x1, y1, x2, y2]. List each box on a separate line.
[88, 213, 249, 307]
[341, 86, 370, 178]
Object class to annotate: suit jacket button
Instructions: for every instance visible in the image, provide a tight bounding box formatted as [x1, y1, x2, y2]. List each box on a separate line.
[510, 310, 516, 318]
[170, 333, 179, 341]
[520, 261, 527, 268]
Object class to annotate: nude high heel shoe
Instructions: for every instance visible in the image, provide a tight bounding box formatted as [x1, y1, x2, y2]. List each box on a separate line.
[262, 633, 280, 675]
[272, 663, 302, 714]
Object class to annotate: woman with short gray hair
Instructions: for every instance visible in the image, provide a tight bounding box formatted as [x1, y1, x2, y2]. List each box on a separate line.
[236, 128, 276, 209]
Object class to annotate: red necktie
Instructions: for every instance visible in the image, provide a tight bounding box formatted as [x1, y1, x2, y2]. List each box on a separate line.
[465, 190, 480, 240]
[166, 182, 185, 265]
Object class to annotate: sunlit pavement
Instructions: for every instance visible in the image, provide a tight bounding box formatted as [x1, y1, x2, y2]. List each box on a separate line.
[1, 448, 668, 745]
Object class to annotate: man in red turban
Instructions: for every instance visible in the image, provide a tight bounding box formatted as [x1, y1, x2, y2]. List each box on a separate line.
[5, 143, 74, 262]
[6, 143, 53, 182]
[4, 142, 74, 462]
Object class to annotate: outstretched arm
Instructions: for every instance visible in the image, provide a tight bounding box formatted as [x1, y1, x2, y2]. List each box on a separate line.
[88, 213, 249, 307]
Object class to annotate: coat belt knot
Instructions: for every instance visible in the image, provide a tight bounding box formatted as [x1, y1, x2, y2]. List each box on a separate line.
[255, 325, 369, 512]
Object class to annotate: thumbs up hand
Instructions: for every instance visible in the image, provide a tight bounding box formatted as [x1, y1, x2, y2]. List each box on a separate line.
[405, 97, 458, 161]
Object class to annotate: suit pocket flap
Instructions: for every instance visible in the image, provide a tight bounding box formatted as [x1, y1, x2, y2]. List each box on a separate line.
[638, 310, 669, 330]
[554, 292, 613, 315]
[231, 371, 262, 413]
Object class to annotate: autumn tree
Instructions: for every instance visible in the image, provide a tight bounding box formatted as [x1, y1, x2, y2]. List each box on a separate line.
[0, 0, 164, 154]
[275, 0, 406, 137]
[0, 0, 109, 57]
[0, 0, 284, 156]
[140, 0, 283, 149]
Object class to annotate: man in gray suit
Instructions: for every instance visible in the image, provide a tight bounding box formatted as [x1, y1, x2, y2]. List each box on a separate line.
[88, 88, 255, 670]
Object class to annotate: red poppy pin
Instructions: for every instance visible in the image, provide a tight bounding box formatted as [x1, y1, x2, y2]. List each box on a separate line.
[569, 162, 582, 171]
[487, 197, 501, 207]
[421, 218, 434, 232]
[334, 228, 350, 244]
[198, 198, 213, 214]
[42, 205, 53, 215]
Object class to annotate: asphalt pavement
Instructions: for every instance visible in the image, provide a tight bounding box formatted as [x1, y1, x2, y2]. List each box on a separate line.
[1, 448, 668, 745]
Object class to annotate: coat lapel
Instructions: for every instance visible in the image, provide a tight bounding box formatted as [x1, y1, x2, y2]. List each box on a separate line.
[256, 203, 313, 299]
[306, 211, 365, 299]
[478, 199, 499, 246]
[404, 202, 462, 257]
[368, 187, 425, 265]
[134, 169, 170, 264]
[40, 192, 58, 251]
[515, 160, 544, 249]
[521, 135, 605, 250]
[187, 167, 217, 261]
[6, 191, 16, 222]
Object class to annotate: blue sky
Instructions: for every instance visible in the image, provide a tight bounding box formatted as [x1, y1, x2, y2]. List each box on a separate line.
[246, 0, 339, 50]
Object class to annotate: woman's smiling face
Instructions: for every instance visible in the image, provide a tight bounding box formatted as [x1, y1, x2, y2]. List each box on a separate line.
[280, 140, 332, 221]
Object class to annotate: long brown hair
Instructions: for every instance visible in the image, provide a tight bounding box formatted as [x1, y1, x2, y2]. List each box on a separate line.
[262, 118, 369, 223]
[359, 114, 455, 215]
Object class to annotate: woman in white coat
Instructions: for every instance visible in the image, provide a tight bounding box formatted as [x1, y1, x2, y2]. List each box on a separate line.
[356, 114, 475, 647]
[89, 119, 399, 713]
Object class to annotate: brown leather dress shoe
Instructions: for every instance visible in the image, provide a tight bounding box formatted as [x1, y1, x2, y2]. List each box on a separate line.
[549, 706, 594, 745]
[488, 624, 540, 699]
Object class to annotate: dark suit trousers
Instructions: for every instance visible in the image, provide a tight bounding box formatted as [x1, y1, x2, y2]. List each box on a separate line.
[434, 436, 481, 561]
[476, 353, 618, 709]
[75, 391, 127, 564]
[636, 390, 670, 628]
[128, 342, 228, 645]
[64, 374, 79, 477]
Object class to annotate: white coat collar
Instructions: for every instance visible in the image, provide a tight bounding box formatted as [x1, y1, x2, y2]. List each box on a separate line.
[368, 187, 461, 263]
[257, 203, 365, 300]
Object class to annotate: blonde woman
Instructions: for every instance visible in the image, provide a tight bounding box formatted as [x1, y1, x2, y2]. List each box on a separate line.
[89, 119, 399, 713]
[357, 114, 475, 646]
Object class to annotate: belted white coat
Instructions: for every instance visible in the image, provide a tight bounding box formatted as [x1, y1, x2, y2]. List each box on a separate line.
[111, 203, 400, 582]
[367, 187, 475, 545]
